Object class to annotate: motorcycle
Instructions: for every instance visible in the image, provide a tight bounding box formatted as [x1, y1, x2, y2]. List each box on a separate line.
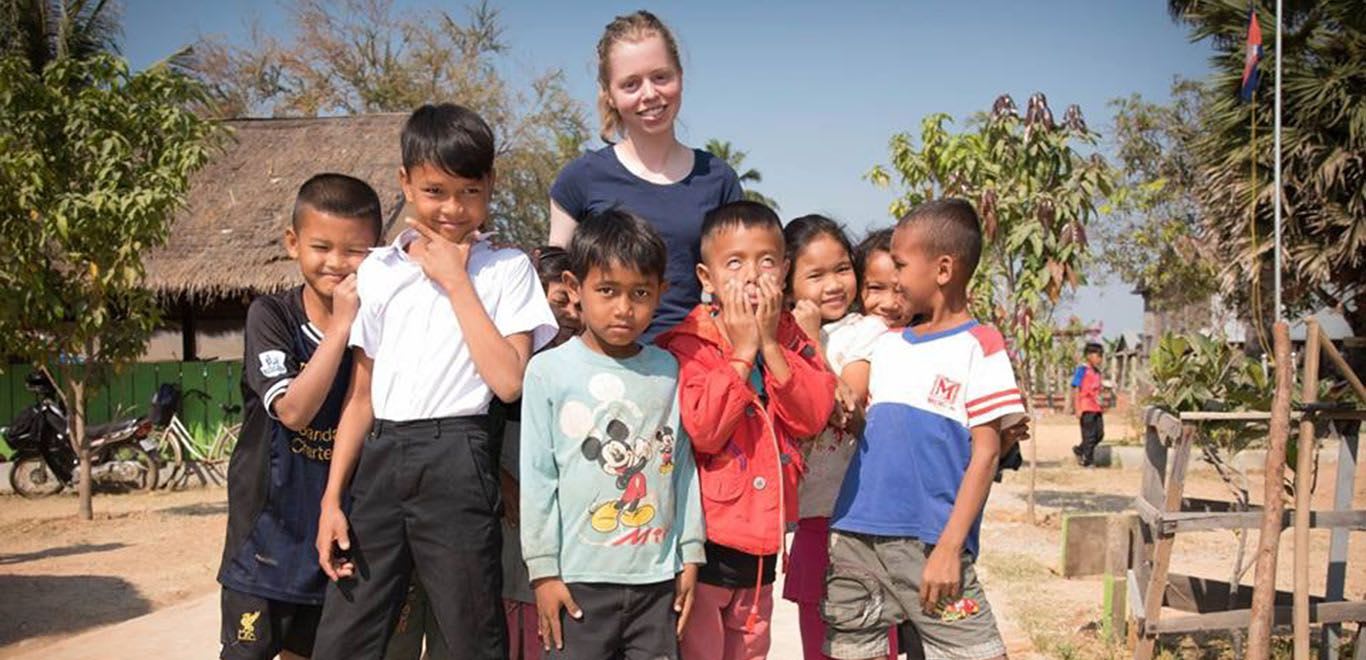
[4, 371, 166, 498]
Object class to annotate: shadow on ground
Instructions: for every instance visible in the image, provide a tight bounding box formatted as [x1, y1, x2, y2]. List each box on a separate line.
[0, 574, 152, 647]
[1034, 489, 1132, 513]
[161, 501, 227, 517]
[0, 542, 127, 566]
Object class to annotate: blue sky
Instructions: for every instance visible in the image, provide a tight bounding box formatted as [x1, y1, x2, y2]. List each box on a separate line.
[122, 0, 1215, 336]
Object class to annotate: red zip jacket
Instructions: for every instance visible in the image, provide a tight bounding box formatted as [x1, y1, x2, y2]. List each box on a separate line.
[656, 305, 836, 557]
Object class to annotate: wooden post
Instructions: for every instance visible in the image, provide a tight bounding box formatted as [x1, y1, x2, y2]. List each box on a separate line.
[1129, 353, 1140, 406]
[1293, 319, 1320, 659]
[1318, 331, 1366, 402]
[1102, 516, 1130, 641]
[1319, 327, 1364, 660]
[1134, 423, 1194, 660]
[180, 299, 198, 361]
[1322, 430, 1359, 660]
[1248, 322, 1295, 660]
[1027, 406, 1038, 525]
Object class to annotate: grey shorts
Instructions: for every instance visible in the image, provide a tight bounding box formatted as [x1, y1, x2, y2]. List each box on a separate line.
[821, 531, 1005, 660]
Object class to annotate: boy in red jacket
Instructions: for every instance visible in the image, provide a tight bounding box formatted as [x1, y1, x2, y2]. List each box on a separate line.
[657, 201, 836, 659]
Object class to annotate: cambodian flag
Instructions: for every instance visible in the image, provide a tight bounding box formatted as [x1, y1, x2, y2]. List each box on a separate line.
[1240, 5, 1263, 101]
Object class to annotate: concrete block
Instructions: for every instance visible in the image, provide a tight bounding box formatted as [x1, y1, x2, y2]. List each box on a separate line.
[1061, 512, 1137, 578]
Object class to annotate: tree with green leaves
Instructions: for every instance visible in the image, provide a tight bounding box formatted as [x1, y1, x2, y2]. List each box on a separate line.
[1166, 0, 1365, 335]
[0, 54, 219, 519]
[869, 93, 1113, 367]
[194, 0, 589, 248]
[868, 93, 1114, 521]
[0, 0, 121, 72]
[704, 138, 779, 210]
[1100, 81, 1219, 318]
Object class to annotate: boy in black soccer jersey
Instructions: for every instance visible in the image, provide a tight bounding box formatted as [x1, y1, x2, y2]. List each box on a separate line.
[218, 173, 383, 660]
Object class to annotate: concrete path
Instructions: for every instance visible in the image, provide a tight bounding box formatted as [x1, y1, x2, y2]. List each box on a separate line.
[4, 591, 220, 660]
[9, 571, 1038, 660]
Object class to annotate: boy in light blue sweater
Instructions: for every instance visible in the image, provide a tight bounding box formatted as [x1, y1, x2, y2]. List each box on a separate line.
[520, 209, 705, 659]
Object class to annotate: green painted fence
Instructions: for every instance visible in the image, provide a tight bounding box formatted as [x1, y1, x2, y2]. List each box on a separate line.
[1, 361, 244, 455]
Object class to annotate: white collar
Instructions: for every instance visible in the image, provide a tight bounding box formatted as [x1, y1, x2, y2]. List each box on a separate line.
[372, 228, 489, 264]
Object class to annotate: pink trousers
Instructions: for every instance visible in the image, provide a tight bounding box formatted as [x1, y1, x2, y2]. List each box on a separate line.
[680, 582, 773, 660]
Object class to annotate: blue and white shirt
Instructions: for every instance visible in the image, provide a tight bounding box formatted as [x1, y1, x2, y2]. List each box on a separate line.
[831, 320, 1024, 556]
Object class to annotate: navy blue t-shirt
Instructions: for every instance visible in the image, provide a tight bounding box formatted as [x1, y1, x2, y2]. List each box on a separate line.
[551, 146, 743, 341]
[218, 286, 351, 605]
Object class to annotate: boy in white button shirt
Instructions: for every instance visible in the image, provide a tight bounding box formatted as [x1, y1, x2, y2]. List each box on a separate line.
[312, 103, 558, 660]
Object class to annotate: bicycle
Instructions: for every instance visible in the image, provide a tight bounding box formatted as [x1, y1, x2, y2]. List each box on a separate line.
[155, 388, 240, 489]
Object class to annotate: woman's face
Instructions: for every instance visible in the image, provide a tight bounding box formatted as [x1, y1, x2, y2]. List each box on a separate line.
[604, 34, 682, 139]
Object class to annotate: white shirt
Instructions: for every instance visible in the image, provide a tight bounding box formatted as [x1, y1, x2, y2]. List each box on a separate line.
[797, 313, 888, 518]
[350, 229, 558, 421]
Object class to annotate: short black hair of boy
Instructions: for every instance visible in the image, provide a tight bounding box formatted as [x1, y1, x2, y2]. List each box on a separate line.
[895, 198, 983, 278]
[401, 103, 495, 180]
[1084, 342, 1104, 356]
[783, 214, 856, 292]
[567, 208, 668, 282]
[292, 173, 383, 241]
[532, 246, 572, 289]
[700, 200, 783, 259]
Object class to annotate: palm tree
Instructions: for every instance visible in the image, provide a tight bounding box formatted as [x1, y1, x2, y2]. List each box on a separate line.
[1165, 0, 1365, 335]
[1, 0, 122, 73]
[705, 138, 780, 211]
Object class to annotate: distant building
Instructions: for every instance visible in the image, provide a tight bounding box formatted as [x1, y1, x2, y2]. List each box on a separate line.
[142, 114, 409, 360]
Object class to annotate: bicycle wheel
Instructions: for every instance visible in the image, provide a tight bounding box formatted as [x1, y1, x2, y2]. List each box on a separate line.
[157, 425, 186, 488]
[9, 454, 64, 498]
[101, 444, 159, 492]
[210, 424, 240, 462]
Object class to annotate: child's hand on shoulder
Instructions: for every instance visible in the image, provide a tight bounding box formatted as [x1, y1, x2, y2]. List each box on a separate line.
[920, 542, 963, 616]
[674, 563, 699, 639]
[407, 219, 474, 291]
[792, 299, 822, 343]
[329, 274, 360, 334]
[533, 577, 581, 652]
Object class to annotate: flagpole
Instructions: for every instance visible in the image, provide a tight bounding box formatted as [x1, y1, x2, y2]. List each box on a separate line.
[1272, 0, 1283, 322]
[1249, 90, 1269, 355]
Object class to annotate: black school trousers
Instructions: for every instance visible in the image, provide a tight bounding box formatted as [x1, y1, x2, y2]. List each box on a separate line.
[313, 416, 506, 660]
[1078, 411, 1105, 462]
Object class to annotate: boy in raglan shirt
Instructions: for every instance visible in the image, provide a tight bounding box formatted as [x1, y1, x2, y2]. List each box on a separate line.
[825, 200, 1024, 660]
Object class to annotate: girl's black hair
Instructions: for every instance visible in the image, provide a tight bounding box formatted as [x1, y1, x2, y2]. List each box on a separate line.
[782, 214, 856, 293]
[531, 246, 572, 290]
[853, 227, 894, 283]
[852, 228, 896, 315]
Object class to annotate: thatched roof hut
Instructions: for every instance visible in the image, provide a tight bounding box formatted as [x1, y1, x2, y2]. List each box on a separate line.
[144, 114, 409, 301]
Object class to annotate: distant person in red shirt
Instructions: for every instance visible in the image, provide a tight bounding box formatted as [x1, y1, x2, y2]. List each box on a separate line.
[1071, 343, 1105, 467]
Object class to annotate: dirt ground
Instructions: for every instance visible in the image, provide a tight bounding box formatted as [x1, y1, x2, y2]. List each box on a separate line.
[0, 411, 1361, 659]
[978, 413, 1366, 659]
[0, 487, 227, 657]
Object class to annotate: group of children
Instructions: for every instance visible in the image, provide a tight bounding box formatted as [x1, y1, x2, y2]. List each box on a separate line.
[220, 95, 1035, 659]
